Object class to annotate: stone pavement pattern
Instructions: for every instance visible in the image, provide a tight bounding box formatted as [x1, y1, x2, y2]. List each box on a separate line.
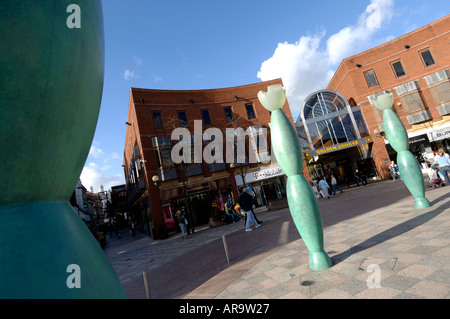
[105, 178, 450, 299]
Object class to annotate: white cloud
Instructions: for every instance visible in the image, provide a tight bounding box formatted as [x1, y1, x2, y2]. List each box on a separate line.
[80, 164, 124, 193]
[257, 0, 394, 118]
[80, 146, 125, 192]
[123, 69, 135, 81]
[132, 55, 142, 66]
[88, 145, 104, 159]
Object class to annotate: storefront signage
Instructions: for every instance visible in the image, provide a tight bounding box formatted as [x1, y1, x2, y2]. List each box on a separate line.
[235, 166, 285, 186]
[305, 137, 373, 157]
[429, 127, 450, 141]
[252, 167, 284, 181]
[186, 182, 210, 195]
[409, 134, 429, 146]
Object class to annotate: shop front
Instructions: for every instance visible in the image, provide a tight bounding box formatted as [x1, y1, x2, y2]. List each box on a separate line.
[159, 177, 236, 232]
[234, 166, 287, 209]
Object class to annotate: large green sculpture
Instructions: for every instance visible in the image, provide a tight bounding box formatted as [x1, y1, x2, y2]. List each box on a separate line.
[0, 1, 127, 298]
[372, 92, 431, 209]
[258, 85, 332, 270]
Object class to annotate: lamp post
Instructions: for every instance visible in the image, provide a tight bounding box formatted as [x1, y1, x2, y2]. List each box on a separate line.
[372, 92, 431, 209]
[258, 84, 332, 271]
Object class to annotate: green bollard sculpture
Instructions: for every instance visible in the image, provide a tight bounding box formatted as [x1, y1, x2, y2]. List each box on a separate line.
[372, 92, 431, 209]
[0, 1, 127, 298]
[258, 85, 332, 270]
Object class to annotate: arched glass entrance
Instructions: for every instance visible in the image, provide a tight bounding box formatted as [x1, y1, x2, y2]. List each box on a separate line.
[296, 90, 375, 185]
[299, 90, 370, 152]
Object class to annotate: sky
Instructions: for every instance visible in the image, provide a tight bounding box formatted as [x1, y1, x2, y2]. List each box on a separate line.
[79, 0, 449, 192]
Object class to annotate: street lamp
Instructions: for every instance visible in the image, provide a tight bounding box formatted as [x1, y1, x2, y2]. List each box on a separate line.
[152, 175, 159, 187]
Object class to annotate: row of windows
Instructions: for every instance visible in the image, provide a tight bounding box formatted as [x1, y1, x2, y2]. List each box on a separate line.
[151, 104, 257, 129]
[363, 48, 436, 88]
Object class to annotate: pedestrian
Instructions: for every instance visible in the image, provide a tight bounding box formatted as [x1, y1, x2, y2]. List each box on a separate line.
[129, 220, 136, 237]
[318, 176, 331, 199]
[239, 188, 261, 232]
[431, 151, 450, 186]
[389, 160, 401, 182]
[185, 212, 195, 235]
[354, 168, 366, 186]
[225, 201, 241, 222]
[310, 181, 321, 199]
[176, 210, 187, 239]
[331, 175, 343, 195]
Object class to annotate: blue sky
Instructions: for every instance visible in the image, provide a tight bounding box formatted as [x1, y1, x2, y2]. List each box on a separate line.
[80, 0, 449, 192]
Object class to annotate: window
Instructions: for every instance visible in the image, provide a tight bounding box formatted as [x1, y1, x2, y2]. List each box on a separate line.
[364, 70, 379, 87]
[245, 103, 256, 119]
[391, 60, 406, 78]
[152, 111, 163, 129]
[201, 109, 211, 125]
[224, 107, 233, 122]
[178, 111, 187, 127]
[420, 49, 435, 67]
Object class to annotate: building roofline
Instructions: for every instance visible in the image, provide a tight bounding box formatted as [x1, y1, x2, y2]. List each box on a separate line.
[328, 14, 449, 88]
[129, 78, 283, 95]
[343, 14, 449, 62]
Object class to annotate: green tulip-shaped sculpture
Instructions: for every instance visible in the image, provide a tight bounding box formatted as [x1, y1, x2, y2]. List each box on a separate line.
[258, 84, 332, 270]
[0, 1, 127, 298]
[372, 92, 431, 209]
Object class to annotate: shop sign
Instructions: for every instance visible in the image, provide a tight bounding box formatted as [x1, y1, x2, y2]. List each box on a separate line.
[429, 127, 450, 141]
[186, 182, 210, 195]
[251, 167, 284, 181]
[236, 166, 285, 185]
[409, 134, 429, 146]
[306, 137, 373, 157]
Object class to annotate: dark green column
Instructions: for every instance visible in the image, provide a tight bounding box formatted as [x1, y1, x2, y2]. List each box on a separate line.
[0, 1, 126, 298]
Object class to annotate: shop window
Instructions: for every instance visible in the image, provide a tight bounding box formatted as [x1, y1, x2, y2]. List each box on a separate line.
[224, 107, 233, 122]
[178, 111, 187, 127]
[245, 103, 256, 119]
[364, 70, 379, 87]
[420, 49, 435, 67]
[154, 148, 174, 168]
[391, 60, 406, 78]
[353, 111, 370, 137]
[201, 109, 211, 125]
[152, 111, 164, 129]
[400, 92, 425, 113]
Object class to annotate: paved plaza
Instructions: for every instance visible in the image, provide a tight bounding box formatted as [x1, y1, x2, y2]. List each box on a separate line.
[104, 177, 450, 299]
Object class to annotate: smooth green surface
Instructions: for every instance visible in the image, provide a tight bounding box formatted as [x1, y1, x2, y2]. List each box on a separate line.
[0, 1, 127, 298]
[397, 151, 431, 209]
[374, 93, 431, 209]
[383, 109, 409, 151]
[0, 1, 104, 204]
[270, 109, 303, 176]
[0, 202, 127, 299]
[287, 176, 332, 270]
[259, 85, 332, 270]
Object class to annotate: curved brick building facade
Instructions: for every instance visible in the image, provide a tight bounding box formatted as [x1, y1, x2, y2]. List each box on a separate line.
[123, 79, 301, 239]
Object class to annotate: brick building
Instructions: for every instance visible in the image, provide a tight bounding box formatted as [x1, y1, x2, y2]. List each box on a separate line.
[297, 15, 449, 183]
[123, 79, 301, 239]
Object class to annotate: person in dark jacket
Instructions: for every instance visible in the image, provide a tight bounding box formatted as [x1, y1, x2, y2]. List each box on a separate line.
[176, 210, 187, 239]
[239, 188, 261, 232]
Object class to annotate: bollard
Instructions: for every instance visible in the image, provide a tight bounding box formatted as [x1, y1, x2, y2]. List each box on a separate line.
[142, 271, 151, 299]
[222, 235, 230, 264]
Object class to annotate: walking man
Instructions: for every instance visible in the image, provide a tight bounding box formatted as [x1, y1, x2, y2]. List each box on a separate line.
[239, 188, 261, 232]
[331, 175, 344, 195]
[389, 160, 401, 182]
